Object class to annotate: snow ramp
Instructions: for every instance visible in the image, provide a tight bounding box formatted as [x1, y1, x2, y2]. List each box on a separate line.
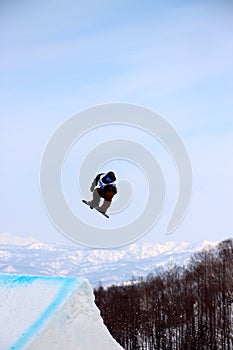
[0, 274, 123, 350]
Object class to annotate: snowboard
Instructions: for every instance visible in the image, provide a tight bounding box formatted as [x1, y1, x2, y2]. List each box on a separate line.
[82, 200, 109, 218]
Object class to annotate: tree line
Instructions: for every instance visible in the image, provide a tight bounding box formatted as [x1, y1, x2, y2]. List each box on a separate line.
[94, 239, 233, 349]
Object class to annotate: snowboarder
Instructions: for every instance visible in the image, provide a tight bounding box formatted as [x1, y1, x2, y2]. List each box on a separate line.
[87, 171, 117, 215]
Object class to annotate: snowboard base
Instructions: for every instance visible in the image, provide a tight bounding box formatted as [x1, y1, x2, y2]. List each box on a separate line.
[82, 200, 109, 218]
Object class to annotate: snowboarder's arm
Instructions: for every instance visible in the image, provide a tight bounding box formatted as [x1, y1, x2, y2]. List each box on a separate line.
[90, 173, 103, 192]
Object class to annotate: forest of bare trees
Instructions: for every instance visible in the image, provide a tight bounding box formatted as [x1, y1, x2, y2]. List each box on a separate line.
[94, 239, 233, 349]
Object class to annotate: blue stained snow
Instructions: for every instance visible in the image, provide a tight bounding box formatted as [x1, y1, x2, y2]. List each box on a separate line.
[5, 274, 79, 350]
[0, 274, 39, 287]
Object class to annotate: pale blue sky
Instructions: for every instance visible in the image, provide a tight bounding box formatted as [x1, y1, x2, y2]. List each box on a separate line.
[1, 0, 233, 246]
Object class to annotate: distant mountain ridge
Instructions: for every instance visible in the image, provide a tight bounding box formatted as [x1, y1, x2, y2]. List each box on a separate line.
[0, 233, 218, 287]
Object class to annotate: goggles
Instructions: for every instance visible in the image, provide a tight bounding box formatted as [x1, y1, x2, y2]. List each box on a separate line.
[105, 176, 113, 183]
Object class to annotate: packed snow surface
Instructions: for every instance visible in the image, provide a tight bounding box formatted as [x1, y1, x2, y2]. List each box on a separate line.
[0, 274, 123, 350]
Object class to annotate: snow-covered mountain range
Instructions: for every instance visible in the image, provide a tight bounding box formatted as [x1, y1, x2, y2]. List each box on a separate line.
[0, 233, 218, 287]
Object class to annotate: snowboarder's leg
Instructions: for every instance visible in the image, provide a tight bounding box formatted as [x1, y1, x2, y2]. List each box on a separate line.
[88, 188, 101, 208]
[98, 190, 114, 213]
[98, 200, 111, 213]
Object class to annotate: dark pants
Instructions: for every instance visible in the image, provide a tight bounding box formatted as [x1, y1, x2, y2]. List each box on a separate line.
[90, 188, 112, 212]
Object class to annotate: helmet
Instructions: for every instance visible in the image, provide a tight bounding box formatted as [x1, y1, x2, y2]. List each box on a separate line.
[102, 171, 116, 184]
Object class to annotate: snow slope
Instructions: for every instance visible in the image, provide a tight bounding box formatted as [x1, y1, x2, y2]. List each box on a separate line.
[0, 274, 123, 350]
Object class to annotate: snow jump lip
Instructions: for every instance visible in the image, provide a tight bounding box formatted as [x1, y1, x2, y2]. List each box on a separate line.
[0, 274, 123, 350]
[0, 274, 77, 350]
